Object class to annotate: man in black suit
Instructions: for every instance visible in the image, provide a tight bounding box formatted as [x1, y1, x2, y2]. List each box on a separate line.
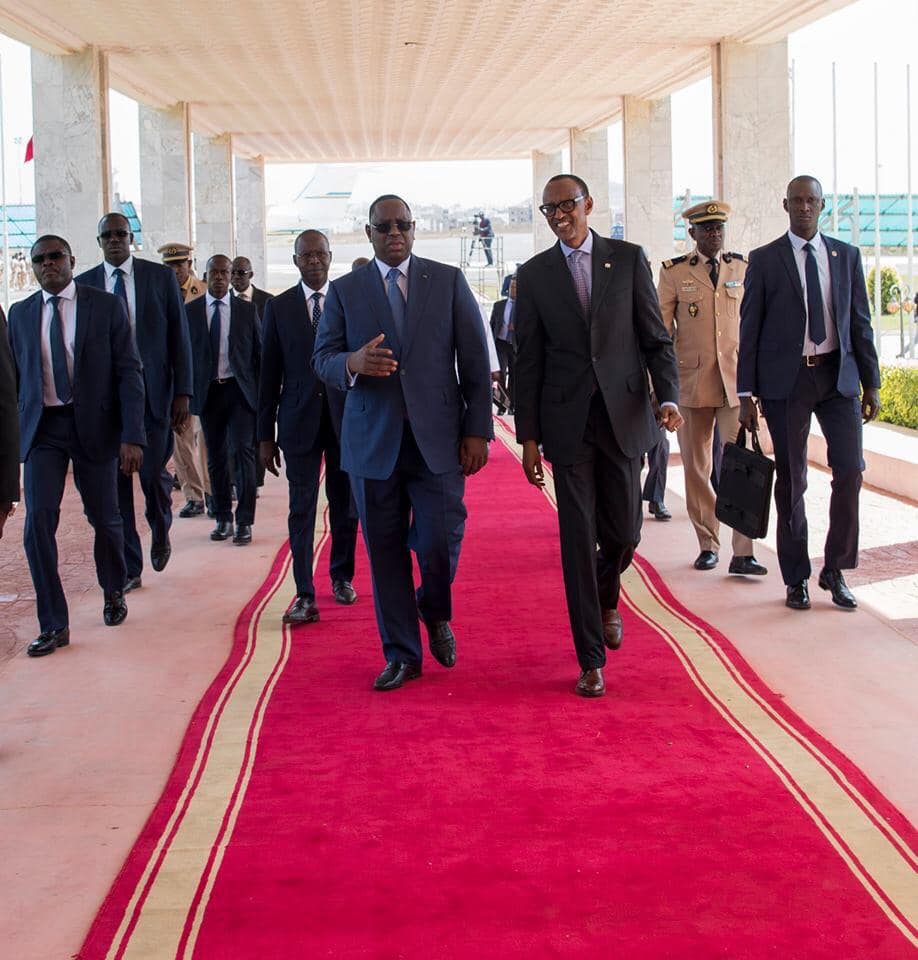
[739, 175, 881, 611]
[515, 175, 681, 698]
[231, 256, 273, 323]
[489, 274, 517, 413]
[258, 230, 359, 624]
[8, 235, 145, 656]
[186, 255, 261, 545]
[77, 213, 192, 591]
[0, 307, 19, 539]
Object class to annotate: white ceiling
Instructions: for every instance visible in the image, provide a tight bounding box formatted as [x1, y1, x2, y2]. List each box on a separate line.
[0, 0, 852, 162]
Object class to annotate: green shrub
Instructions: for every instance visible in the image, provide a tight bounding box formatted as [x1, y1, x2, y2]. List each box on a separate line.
[867, 265, 902, 315]
[877, 363, 918, 429]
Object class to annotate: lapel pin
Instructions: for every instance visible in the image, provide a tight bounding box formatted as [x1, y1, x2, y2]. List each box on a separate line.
[604, 262, 611, 269]
[831, 250, 837, 257]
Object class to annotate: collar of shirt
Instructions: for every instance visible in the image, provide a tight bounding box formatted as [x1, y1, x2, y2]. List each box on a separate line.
[205, 292, 231, 309]
[788, 230, 823, 253]
[234, 285, 253, 301]
[694, 247, 720, 264]
[374, 256, 410, 284]
[103, 255, 134, 280]
[301, 280, 330, 300]
[42, 280, 77, 304]
[560, 230, 594, 260]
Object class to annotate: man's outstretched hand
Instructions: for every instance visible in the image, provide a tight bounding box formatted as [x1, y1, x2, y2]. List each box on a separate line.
[346, 334, 398, 378]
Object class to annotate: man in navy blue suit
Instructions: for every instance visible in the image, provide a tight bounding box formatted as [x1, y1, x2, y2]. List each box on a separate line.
[739, 175, 881, 611]
[77, 212, 192, 592]
[186, 255, 261, 546]
[314, 195, 492, 691]
[8, 235, 146, 656]
[259, 230, 359, 624]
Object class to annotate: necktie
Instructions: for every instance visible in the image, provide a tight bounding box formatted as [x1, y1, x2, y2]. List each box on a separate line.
[209, 301, 222, 380]
[386, 267, 406, 339]
[707, 257, 719, 289]
[112, 267, 129, 315]
[49, 295, 72, 404]
[568, 250, 590, 318]
[803, 243, 827, 345]
[310, 292, 322, 333]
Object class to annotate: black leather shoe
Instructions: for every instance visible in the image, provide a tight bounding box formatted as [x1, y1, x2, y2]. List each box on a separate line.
[27, 628, 70, 658]
[818, 568, 858, 609]
[601, 608, 623, 650]
[205, 495, 216, 519]
[103, 591, 128, 626]
[211, 520, 232, 541]
[282, 596, 319, 624]
[575, 668, 605, 698]
[332, 580, 358, 605]
[151, 536, 171, 572]
[374, 661, 422, 691]
[171, 473, 181, 491]
[123, 575, 142, 594]
[786, 581, 811, 610]
[649, 501, 672, 521]
[179, 499, 205, 518]
[233, 524, 252, 545]
[694, 550, 719, 570]
[728, 555, 768, 576]
[425, 620, 456, 668]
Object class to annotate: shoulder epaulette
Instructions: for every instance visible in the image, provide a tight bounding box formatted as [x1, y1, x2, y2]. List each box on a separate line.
[662, 255, 687, 269]
[723, 252, 745, 263]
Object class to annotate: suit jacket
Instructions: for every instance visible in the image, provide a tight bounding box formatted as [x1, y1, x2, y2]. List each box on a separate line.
[489, 298, 516, 350]
[738, 233, 881, 400]
[251, 286, 273, 317]
[8, 285, 146, 462]
[657, 251, 745, 408]
[258, 283, 344, 455]
[0, 310, 20, 501]
[76, 258, 192, 422]
[186, 295, 261, 415]
[313, 256, 492, 480]
[514, 231, 679, 464]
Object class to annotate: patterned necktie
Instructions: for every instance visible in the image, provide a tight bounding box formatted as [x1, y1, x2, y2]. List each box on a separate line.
[568, 249, 590, 318]
[803, 242, 827, 345]
[310, 292, 322, 333]
[112, 267, 129, 316]
[49, 295, 72, 404]
[209, 301, 222, 380]
[386, 267, 406, 338]
[707, 257, 719, 289]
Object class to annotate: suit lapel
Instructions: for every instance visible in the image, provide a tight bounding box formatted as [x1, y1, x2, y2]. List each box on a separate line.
[290, 283, 313, 353]
[402, 255, 432, 356]
[589, 232, 615, 320]
[361, 261, 401, 353]
[778, 235, 805, 307]
[29, 293, 44, 389]
[823, 234, 842, 331]
[688, 255, 714, 291]
[132, 258, 147, 333]
[548, 242, 586, 324]
[74, 285, 91, 369]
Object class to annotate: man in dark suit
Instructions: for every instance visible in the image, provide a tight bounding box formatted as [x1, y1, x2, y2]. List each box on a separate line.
[8, 235, 145, 656]
[314, 195, 492, 691]
[738, 175, 881, 611]
[231, 256, 273, 323]
[77, 212, 192, 591]
[515, 175, 681, 698]
[489, 274, 517, 413]
[0, 307, 19, 539]
[259, 230, 359, 624]
[186, 254, 261, 545]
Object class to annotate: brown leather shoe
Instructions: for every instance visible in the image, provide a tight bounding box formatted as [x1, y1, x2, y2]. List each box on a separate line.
[601, 608, 623, 650]
[575, 668, 605, 698]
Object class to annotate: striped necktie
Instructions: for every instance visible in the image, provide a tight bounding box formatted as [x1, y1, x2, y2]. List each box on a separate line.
[568, 250, 590, 318]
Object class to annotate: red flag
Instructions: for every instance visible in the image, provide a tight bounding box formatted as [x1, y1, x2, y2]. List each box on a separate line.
[24, 136, 33, 162]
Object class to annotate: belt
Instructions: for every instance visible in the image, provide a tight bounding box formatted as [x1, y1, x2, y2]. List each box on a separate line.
[212, 376, 236, 385]
[43, 403, 75, 414]
[802, 350, 839, 367]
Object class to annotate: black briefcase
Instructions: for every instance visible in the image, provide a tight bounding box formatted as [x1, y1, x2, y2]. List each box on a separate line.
[714, 427, 775, 540]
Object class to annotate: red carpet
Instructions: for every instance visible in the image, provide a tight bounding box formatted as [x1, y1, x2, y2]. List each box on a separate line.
[80, 426, 918, 959]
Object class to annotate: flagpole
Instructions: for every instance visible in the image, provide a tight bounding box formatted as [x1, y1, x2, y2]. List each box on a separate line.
[0, 53, 11, 315]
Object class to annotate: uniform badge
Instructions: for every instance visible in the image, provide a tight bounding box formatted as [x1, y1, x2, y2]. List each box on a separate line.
[688, 303, 699, 317]
[725, 280, 742, 288]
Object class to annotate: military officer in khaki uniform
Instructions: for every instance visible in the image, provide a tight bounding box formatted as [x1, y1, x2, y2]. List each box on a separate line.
[159, 243, 211, 517]
[658, 201, 767, 576]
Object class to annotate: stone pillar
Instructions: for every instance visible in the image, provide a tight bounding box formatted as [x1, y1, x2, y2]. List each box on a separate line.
[570, 127, 610, 238]
[193, 133, 234, 270]
[622, 95, 673, 271]
[713, 40, 792, 252]
[31, 46, 111, 269]
[139, 102, 192, 255]
[531, 149, 562, 253]
[234, 155, 267, 287]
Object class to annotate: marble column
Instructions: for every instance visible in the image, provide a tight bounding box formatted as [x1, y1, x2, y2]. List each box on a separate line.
[531, 149, 562, 253]
[713, 40, 792, 252]
[139, 102, 191, 256]
[234, 155, 267, 287]
[622, 95, 673, 271]
[570, 127, 610, 238]
[31, 46, 111, 269]
[193, 133, 234, 270]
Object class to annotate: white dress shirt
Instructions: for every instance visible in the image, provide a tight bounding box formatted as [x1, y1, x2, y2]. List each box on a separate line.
[41, 281, 78, 407]
[103, 255, 137, 330]
[205, 292, 233, 380]
[233, 285, 253, 302]
[301, 279, 330, 320]
[788, 230, 838, 356]
[374, 256, 409, 301]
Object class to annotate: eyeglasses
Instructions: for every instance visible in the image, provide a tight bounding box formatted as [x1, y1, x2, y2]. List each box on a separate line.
[538, 196, 585, 218]
[100, 229, 130, 240]
[31, 250, 67, 264]
[231, 268, 253, 275]
[369, 219, 413, 234]
[295, 251, 331, 262]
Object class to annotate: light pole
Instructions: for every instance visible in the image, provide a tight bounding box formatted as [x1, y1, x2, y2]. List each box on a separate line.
[887, 282, 912, 358]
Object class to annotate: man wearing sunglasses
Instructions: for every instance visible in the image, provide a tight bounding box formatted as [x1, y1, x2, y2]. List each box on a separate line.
[313, 195, 492, 691]
[8, 235, 146, 656]
[77, 213, 192, 592]
[514, 175, 681, 698]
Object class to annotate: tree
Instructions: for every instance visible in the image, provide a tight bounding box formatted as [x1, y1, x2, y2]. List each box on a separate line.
[866, 265, 901, 315]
